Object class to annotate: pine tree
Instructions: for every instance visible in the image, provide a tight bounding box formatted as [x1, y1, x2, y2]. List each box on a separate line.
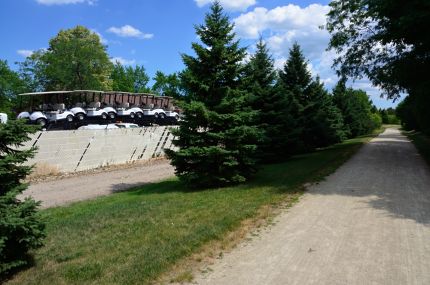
[166, 2, 260, 188]
[243, 39, 293, 162]
[278, 43, 312, 152]
[279, 44, 345, 151]
[0, 120, 45, 278]
[305, 77, 346, 147]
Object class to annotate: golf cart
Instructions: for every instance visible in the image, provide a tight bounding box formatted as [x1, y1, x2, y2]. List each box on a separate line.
[110, 92, 144, 122]
[74, 90, 117, 123]
[17, 91, 76, 128]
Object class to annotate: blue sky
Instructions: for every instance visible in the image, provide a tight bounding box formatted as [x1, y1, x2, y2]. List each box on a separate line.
[0, 0, 399, 108]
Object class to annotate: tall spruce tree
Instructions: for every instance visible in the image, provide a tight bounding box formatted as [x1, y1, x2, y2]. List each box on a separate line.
[243, 39, 293, 162]
[278, 43, 312, 152]
[305, 77, 346, 147]
[279, 43, 344, 151]
[166, 2, 260, 188]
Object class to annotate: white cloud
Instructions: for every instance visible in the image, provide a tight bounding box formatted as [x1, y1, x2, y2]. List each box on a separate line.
[17, 49, 34, 57]
[110, 57, 136, 65]
[107, 25, 153, 39]
[36, 0, 96, 5]
[91, 29, 108, 44]
[233, 4, 335, 86]
[195, 0, 256, 11]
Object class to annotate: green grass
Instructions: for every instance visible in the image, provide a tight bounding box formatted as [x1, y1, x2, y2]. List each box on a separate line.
[7, 131, 381, 285]
[404, 130, 430, 167]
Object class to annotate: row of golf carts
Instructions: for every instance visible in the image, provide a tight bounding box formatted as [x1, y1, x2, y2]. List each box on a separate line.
[17, 90, 180, 129]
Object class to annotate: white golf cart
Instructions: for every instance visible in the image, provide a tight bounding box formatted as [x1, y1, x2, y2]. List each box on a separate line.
[17, 91, 76, 127]
[0, 113, 8, 124]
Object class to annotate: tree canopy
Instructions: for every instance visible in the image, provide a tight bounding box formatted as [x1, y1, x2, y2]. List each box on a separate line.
[111, 62, 150, 93]
[18, 26, 113, 91]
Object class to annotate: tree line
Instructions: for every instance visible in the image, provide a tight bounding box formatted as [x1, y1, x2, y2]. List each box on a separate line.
[326, 0, 429, 134]
[166, 2, 381, 188]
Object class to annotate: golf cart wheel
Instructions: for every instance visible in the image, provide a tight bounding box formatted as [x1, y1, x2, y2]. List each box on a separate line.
[67, 115, 74, 122]
[76, 113, 85, 121]
[101, 113, 108, 120]
[108, 112, 116, 119]
[36, 118, 47, 127]
[130, 112, 135, 119]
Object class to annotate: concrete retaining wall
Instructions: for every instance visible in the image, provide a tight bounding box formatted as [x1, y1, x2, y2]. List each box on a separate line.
[23, 126, 176, 173]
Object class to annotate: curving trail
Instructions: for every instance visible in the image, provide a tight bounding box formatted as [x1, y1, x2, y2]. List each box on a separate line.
[193, 128, 430, 285]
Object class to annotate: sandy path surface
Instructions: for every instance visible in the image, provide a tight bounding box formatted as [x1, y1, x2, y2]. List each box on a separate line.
[193, 128, 430, 285]
[20, 160, 175, 208]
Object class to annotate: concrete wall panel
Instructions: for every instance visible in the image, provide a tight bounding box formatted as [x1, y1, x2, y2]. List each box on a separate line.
[25, 126, 177, 173]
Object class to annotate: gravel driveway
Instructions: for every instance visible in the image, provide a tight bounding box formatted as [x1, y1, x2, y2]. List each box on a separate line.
[20, 159, 175, 208]
[193, 128, 430, 285]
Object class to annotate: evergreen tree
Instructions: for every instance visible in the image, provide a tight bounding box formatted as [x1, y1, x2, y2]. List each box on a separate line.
[279, 44, 345, 151]
[166, 1, 260, 188]
[243, 39, 293, 162]
[0, 121, 45, 278]
[305, 77, 346, 147]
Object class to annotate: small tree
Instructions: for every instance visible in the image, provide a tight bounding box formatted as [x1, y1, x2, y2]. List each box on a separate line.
[0, 120, 45, 278]
[167, 1, 260, 188]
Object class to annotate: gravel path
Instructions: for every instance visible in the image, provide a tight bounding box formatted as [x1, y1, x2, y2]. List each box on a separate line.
[20, 159, 175, 208]
[193, 128, 430, 285]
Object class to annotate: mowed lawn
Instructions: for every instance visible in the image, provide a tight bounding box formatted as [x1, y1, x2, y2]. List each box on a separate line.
[7, 132, 380, 285]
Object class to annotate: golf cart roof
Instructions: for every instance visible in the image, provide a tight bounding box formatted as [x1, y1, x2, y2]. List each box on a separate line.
[18, 90, 172, 99]
[19, 91, 74, 96]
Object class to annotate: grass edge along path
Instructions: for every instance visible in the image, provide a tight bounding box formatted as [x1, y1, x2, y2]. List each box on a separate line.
[403, 130, 430, 167]
[7, 129, 383, 285]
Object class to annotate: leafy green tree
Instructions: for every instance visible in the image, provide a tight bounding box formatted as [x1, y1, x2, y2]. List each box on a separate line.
[0, 60, 29, 116]
[0, 120, 45, 278]
[18, 26, 113, 91]
[111, 62, 150, 93]
[152, 71, 183, 98]
[326, 0, 430, 134]
[243, 39, 294, 162]
[166, 1, 260, 188]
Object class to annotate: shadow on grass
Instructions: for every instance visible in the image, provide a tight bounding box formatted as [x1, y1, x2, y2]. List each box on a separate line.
[112, 138, 367, 197]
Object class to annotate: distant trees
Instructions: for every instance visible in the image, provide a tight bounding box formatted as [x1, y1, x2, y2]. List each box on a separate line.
[332, 79, 381, 138]
[0, 120, 45, 278]
[0, 60, 28, 116]
[111, 62, 150, 93]
[166, 2, 260, 188]
[18, 26, 113, 91]
[151, 71, 183, 98]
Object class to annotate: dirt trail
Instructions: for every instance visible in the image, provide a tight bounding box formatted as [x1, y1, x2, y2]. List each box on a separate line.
[193, 128, 430, 285]
[20, 159, 175, 208]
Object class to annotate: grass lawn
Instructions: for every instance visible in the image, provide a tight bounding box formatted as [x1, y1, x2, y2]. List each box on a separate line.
[404, 130, 430, 167]
[7, 131, 381, 285]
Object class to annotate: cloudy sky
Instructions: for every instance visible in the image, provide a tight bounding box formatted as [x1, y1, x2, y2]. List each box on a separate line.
[1, 0, 400, 108]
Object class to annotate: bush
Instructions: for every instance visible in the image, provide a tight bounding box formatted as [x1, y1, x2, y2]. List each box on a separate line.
[0, 120, 45, 279]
